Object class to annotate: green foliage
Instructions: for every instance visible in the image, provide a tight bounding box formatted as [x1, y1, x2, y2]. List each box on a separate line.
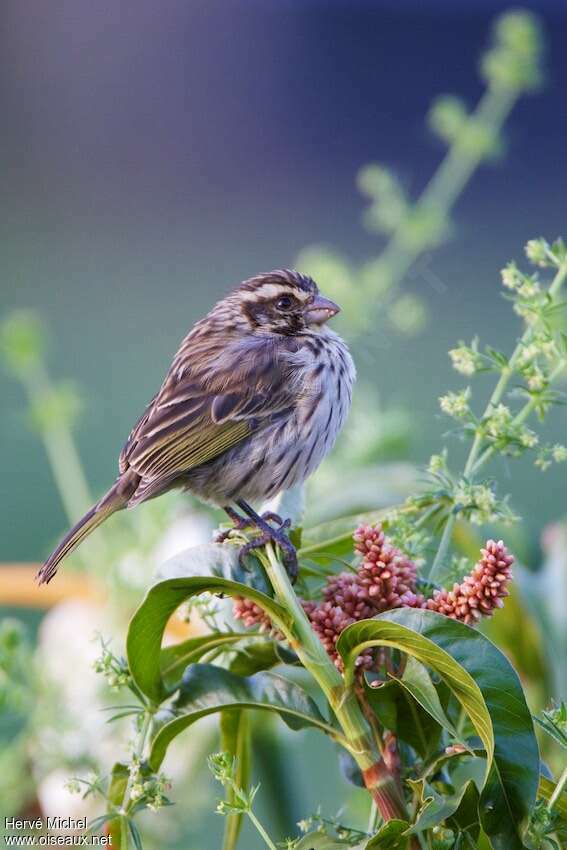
[127, 575, 288, 703]
[149, 664, 339, 771]
[337, 609, 540, 850]
[5, 10, 557, 850]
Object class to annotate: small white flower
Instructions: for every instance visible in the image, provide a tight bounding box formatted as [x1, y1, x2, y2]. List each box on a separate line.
[518, 344, 539, 365]
[525, 366, 546, 391]
[428, 453, 446, 475]
[525, 238, 551, 267]
[519, 428, 538, 449]
[439, 388, 471, 419]
[552, 444, 567, 463]
[501, 262, 521, 289]
[449, 345, 478, 376]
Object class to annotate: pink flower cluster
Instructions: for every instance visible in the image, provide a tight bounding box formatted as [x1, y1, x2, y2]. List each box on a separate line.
[424, 538, 514, 625]
[232, 525, 513, 669]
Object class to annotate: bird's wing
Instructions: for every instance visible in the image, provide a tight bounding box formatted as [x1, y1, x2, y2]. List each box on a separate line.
[119, 336, 300, 501]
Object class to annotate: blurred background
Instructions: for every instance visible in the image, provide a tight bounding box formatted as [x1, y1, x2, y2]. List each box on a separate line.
[1, 0, 566, 847]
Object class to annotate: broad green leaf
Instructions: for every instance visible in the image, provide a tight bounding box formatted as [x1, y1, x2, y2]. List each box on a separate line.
[220, 710, 251, 850]
[366, 819, 410, 849]
[481, 580, 549, 691]
[364, 679, 443, 758]
[160, 633, 254, 691]
[448, 779, 481, 841]
[149, 663, 339, 770]
[298, 509, 389, 561]
[397, 656, 460, 741]
[127, 577, 289, 703]
[407, 778, 477, 834]
[229, 640, 298, 676]
[337, 609, 539, 850]
[154, 542, 270, 593]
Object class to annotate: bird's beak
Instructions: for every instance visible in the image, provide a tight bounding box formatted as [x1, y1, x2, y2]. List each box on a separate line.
[304, 293, 341, 325]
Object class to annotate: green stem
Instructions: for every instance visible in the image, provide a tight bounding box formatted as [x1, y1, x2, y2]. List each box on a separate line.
[119, 816, 129, 850]
[262, 544, 412, 831]
[429, 260, 567, 580]
[120, 710, 153, 816]
[25, 363, 94, 523]
[362, 83, 520, 314]
[22, 361, 113, 569]
[470, 358, 567, 477]
[247, 810, 279, 850]
[548, 766, 567, 813]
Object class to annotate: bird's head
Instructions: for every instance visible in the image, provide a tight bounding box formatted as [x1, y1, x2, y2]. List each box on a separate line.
[232, 269, 340, 336]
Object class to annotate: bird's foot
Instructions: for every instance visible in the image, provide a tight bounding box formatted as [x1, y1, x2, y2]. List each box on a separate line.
[215, 508, 253, 543]
[238, 518, 298, 583]
[216, 509, 287, 543]
[218, 503, 298, 582]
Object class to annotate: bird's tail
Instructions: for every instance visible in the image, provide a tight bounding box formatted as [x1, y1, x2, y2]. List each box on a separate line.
[37, 478, 133, 585]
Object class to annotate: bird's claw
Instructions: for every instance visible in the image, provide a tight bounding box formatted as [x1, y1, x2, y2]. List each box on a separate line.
[237, 517, 298, 583]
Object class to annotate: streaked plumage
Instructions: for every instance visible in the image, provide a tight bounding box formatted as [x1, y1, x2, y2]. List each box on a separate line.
[38, 270, 355, 584]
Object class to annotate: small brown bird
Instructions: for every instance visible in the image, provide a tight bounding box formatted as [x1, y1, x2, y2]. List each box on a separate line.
[38, 270, 355, 584]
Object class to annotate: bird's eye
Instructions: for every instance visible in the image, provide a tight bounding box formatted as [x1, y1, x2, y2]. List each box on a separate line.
[276, 295, 293, 311]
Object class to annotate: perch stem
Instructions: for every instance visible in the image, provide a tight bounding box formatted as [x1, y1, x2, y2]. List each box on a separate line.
[263, 544, 415, 839]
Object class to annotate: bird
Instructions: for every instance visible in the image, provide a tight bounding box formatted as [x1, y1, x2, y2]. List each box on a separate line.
[37, 269, 355, 585]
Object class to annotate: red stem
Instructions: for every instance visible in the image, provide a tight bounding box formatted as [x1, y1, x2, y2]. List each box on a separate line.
[362, 760, 420, 850]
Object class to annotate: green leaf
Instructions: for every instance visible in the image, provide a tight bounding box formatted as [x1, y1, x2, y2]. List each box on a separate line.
[160, 633, 252, 691]
[366, 820, 410, 849]
[298, 509, 390, 561]
[127, 576, 289, 703]
[397, 656, 461, 741]
[448, 779, 481, 841]
[149, 663, 338, 770]
[107, 763, 129, 808]
[229, 640, 298, 676]
[154, 541, 271, 592]
[364, 679, 443, 758]
[337, 609, 539, 850]
[407, 778, 477, 834]
[220, 710, 251, 850]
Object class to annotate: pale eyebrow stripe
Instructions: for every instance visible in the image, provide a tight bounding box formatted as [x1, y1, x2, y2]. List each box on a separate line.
[241, 283, 309, 301]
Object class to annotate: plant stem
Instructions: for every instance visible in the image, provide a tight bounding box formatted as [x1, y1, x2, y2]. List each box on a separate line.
[548, 765, 567, 813]
[262, 544, 413, 834]
[363, 82, 520, 316]
[25, 363, 94, 523]
[470, 358, 567, 477]
[247, 810, 279, 850]
[21, 361, 112, 569]
[119, 816, 129, 850]
[429, 260, 567, 581]
[120, 710, 153, 815]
